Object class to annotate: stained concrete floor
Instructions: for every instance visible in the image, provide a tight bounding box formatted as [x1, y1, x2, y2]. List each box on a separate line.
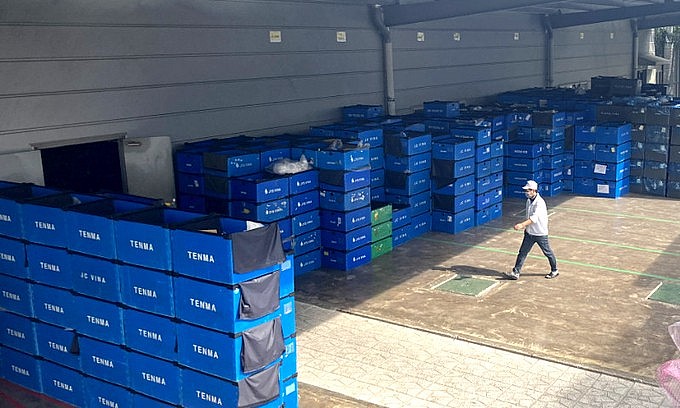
[295, 193, 680, 387]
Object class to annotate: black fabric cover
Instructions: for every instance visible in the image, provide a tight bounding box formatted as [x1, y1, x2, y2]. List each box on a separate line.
[384, 133, 406, 156]
[69, 330, 80, 354]
[432, 194, 455, 211]
[240, 317, 284, 374]
[230, 222, 285, 274]
[318, 169, 346, 186]
[238, 271, 280, 320]
[431, 159, 454, 179]
[237, 363, 281, 408]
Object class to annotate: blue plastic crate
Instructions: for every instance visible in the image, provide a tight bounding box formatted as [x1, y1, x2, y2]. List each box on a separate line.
[371, 187, 385, 202]
[475, 160, 491, 178]
[309, 124, 344, 137]
[476, 144, 491, 163]
[84, 376, 133, 408]
[287, 169, 319, 195]
[540, 181, 563, 197]
[643, 142, 669, 162]
[79, 336, 130, 388]
[176, 317, 284, 382]
[229, 174, 289, 202]
[543, 140, 565, 156]
[319, 187, 370, 212]
[22, 192, 100, 248]
[73, 295, 124, 344]
[114, 207, 202, 271]
[575, 125, 598, 143]
[123, 308, 177, 361]
[643, 160, 668, 180]
[431, 137, 475, 161]
[505, 170, 542, 186]
[342, 104, 385, 120]
[321, 244, 371, 270]
[230, 198, 290, 223]
[411, 212, 432, 237]
[574, 160, 629, 181]
[0, 236, 27, 278]
[515, 127, 544, 142]
[259, 147, 291, 171]
[384, 152, 430, 173]
[574, 142, 597, 161]
[290, 229, 320, 256]
[668, 180, 680, 197]
[119, 264, 174, 317]
[541, 168, 565, 183]
[320, 224, 371, 251]
[294, 249, 321, 276]
[34, 321, 80, 370]
[319, 206, 371, 232]
[451, 126, 491, 145]
[0, 311, 36, 355]
[282, 335, 297, 383]
[289, 210, 320, 236]
[128, 350, 181, 405]
[595, 142, 631, 163]
[0, 274, 34, 317]
[385, 190, 431, 216]
[644, 125, 670, 144]
[392, 224, 412, 247]
[338, 126, 384, 147]
[177, 172, 205, 195]
[433, 190, 474, 212]
[423, 100, 460, 118]
[180, 364, 283, 408]
[1, 346, 42, 393]
[0, 184, 61, 240]
[370, 168, 385, 188]
[505, 142, 543, 158]
[319, 167, 371, 193]
[597, 123, 632, 144]
[476, 188, 503, 210]
[41, 360, 85, 407]
[631, 141, 645, 160]
[542, 154, 565, 170]
[279, 255, 294, 298]
[592, 178, 630, 198]
[384, 131, 432, 156]
[282, 374, 299, 408]
[370, 147, 385, 170]
[522, 110, 566, 128]
[504, 157, 543, 172]
[289, 190, 319, 217]
[67, 198, 157, 259]
[489, 157, 503, 174]
[280, 295, 295, 339]
[203, 172, 230, 199]
[315, 145, 370, 171]
[32, 283, 74, 328]
[71, 254, 121, 303]
[490, 140, 504, 158]
[203, 149, 260, 177]
[432, 209, 475, 234]
[669, 161, 680, 181]
[172, 216, 285, 285]
[26, 244, 72, 289]
[432, 174, 475, 196]
[431, 157, 475, 179]
[174, 272, 283, 334]
[384, 170, 430, 196]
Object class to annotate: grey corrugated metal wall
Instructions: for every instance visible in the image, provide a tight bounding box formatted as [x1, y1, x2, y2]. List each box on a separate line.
[0, 0, 632, 155]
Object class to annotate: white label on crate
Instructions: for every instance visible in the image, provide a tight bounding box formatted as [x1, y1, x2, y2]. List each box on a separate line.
[246, 221, 264, 230]
[133, 286, 157, 298]
[597, 184, 610, 194]
[193, 344, 219, 359]
[2, 290, 20, 301]
[0, 214, 12, 222]
[92, 355, 114, 368]
[11, 365, 30, 376]
[139, 328, 163, 342]
[190, 298, 217, 312]
[44, 303, 64, 314]
[98, 396, 119, 407]
[142, 372, 166, 385]
[35, 221, 55, 230]
[336, 31, 347, 43]
[53, 380, 73, 392]
[196, 390, 223, 405]
[40, 262, 60, 272]
[79, 229, 101, 240]
[7, 328, 25, 339]
[282, 259, 292, 270]
[0, 252, 16, 262]
[285, 382, 297, 395]
[129, 240, 154, 251]
[594, 164, 607, 174]
[187, 251, 215, 263]
[48, 341, 68, 353]
[87, 315, 110, 327]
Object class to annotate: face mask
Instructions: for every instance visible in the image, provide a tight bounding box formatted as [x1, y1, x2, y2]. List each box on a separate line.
[525, 191, 533, 198]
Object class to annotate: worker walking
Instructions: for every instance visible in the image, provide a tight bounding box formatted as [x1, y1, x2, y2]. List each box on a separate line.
[506, 180, 558, 280]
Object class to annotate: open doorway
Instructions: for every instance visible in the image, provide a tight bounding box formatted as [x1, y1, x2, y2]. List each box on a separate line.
[39, 138, 126, 194]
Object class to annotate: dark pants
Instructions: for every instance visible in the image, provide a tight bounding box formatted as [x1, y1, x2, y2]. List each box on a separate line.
[513, 231, 558, 274]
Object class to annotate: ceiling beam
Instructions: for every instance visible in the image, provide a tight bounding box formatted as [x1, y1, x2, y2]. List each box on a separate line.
[381, 0, 563, 27]
[548, 1, 680, 28]
[637, 12, 680, 28]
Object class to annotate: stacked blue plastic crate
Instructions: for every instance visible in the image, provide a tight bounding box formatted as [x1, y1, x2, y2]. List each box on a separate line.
[0, 182, 298, 408]
[384, 127, 433, 238]
[573, 121, 631, 198]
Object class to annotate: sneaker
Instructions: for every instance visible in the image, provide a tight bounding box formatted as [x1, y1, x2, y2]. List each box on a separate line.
[545, 270, 559, 279]
[505, 270, 520, 280]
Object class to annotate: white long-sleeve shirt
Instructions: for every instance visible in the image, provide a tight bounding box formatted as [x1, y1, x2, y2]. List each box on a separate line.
[526, 193, 549, 236]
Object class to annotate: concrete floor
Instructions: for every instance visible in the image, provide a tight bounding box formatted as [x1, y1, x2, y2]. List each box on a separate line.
[295, 193, 680, 403]
[2, 193, 680, 407]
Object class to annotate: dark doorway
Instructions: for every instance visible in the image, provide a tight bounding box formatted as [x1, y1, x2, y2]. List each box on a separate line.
[40, 139, 125, 194]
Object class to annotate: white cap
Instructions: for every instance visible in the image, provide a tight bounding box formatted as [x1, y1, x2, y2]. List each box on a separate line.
[522, 180, 538, 190]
